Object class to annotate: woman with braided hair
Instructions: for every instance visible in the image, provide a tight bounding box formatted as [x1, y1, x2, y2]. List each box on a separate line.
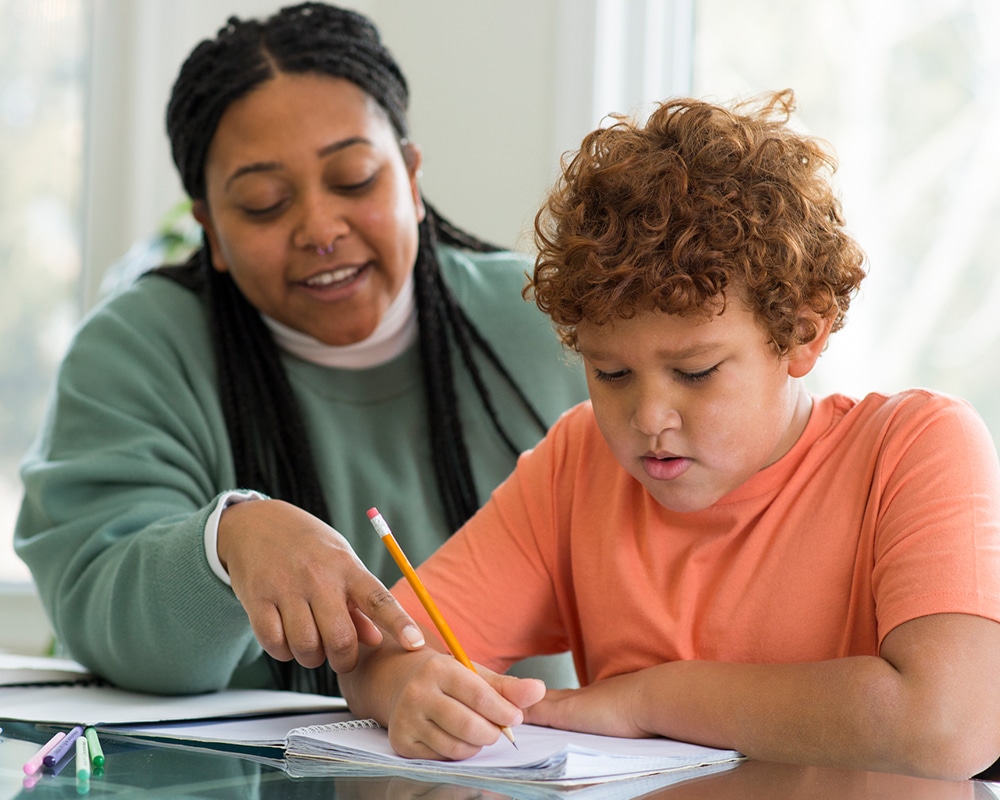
[15, 2, 586, 695]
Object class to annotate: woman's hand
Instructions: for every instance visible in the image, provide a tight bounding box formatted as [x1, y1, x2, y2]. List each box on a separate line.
[217, 498, 424, 672]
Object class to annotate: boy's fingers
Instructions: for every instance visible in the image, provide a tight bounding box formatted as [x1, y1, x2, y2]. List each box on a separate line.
[483, 670, 548, 710]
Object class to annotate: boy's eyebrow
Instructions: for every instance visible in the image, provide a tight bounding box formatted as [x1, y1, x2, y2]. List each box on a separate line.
[224, 137, 373, 189]
[580, 342, 724, 361]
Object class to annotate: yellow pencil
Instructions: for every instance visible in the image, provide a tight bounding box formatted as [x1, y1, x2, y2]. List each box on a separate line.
[367, 507, 517, 747]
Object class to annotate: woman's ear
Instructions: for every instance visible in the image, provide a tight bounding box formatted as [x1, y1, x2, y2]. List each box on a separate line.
[401, 141, 426, 224]
[786, 307, 835, 379]
[191, 200, 228, 273]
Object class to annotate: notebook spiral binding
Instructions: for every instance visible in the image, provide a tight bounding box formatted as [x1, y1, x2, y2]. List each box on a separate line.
[297, 718, 382, 734]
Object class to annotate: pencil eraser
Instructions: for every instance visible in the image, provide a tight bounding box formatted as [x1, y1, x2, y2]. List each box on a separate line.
[367, 507, 379, 519]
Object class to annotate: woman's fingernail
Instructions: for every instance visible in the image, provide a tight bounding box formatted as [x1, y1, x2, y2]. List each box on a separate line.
[402, 625, 425, 648]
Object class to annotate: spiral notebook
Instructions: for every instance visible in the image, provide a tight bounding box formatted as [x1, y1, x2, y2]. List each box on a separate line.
[283, 717, 743, 787]
[106, 712, 740, 788]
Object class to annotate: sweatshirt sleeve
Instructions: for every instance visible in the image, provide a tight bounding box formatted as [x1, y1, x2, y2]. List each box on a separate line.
[14, 278, 262, 694]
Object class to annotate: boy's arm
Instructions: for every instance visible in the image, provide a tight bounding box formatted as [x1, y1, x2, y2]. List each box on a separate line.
[339, 626, 546, 760]
[525, 612, 1000, 780]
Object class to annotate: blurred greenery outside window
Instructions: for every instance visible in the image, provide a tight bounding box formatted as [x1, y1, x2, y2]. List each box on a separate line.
[1, 1, 86, 582]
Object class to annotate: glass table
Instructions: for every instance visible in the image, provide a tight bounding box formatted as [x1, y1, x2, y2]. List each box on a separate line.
[2, 720, 998, 799]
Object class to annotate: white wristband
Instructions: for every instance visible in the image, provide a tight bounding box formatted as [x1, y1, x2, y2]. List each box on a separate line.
[204, 490, 267, 586]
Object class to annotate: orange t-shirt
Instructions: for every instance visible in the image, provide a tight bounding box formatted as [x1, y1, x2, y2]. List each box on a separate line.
[393, 391, 1000, 685]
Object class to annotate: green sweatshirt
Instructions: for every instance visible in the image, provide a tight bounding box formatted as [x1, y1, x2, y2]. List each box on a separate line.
[15, 245, 587, 694]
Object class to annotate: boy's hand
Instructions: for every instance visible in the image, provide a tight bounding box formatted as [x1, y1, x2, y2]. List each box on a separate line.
[384, 650, 546, 761]
[524, 673, 650, 739]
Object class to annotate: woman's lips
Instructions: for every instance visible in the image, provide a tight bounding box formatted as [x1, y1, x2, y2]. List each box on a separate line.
[641, 455, 693, 481]
[295, 262, 371, 298]
[302, 263, 367, 288]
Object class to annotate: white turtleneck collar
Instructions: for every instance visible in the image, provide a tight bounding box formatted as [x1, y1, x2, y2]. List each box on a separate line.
[262, 271, 417, 369]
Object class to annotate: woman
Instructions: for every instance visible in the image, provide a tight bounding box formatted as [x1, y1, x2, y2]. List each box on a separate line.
[15, 2, 586, 696]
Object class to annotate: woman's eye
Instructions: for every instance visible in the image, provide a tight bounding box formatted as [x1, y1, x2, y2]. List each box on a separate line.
[241, 201, 284, 218]
[336, 171, 378, 193]
[677, 365, 719, 383]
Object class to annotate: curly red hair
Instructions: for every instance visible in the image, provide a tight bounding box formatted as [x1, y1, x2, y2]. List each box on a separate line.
[528, 90, 867, 354]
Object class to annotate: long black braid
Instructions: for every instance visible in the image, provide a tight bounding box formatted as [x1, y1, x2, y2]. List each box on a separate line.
[160, 3, 547, 695]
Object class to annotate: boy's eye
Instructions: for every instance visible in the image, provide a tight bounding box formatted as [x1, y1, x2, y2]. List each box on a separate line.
[676, 365, 719, 383]
[592, 368, 630, 384]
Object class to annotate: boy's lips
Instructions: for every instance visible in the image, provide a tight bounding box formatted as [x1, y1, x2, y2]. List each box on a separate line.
[641, 454, 693, 481]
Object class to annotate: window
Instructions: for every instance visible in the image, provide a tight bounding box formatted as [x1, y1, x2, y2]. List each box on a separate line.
[692, 0, 1000, 443]
[0, 0, 87, 582]
[4, 1, 998, 589]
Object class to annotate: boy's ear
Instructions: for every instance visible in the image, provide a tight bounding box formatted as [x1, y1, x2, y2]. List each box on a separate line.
[786, 307, 835, 379]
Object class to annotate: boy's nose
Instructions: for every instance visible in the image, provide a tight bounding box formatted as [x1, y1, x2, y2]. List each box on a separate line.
[630, 388, 681, 436]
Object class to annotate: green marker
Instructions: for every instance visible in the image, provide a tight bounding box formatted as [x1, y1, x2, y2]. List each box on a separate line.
[84, 727, 104, 767]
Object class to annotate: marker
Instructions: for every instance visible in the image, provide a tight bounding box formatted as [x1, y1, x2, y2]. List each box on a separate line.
[43, 725, 83, 767]
[367, 507, 518, 747]
[76, 737, 91, 794]
[23, 731, 65, 775]
[76, 736, 90, 780]
[44, 748, 73, 778]
[84, 727, 105, 767]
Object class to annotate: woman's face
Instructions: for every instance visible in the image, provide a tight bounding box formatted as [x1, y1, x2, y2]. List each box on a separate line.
[194, 72, 424, 345]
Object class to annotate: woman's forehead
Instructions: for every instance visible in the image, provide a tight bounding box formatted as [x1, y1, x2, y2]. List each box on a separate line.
[204, 73, 395, 177]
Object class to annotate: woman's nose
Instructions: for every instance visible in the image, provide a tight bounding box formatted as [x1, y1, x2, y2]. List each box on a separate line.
[293, 190, 350, 252]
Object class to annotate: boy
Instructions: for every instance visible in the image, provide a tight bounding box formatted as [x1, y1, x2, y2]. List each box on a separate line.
[340, 90, 1000, 779]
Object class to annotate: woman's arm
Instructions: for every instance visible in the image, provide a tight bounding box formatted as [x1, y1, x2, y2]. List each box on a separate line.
[525, 612, 1000, 780]
[15, 280, 419, 693]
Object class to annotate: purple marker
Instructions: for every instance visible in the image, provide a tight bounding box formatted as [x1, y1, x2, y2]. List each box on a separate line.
[43, 725, 84, 768]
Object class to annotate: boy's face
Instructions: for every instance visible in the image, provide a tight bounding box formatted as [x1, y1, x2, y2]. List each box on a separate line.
[576, 300, 820, 513]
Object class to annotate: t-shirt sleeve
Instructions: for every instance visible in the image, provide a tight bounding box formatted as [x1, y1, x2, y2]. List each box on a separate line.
[391, 411, 581, 674]
[872, 394, 1000, 644]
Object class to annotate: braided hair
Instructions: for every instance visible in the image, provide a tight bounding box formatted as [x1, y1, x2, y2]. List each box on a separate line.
[160, 2, 547, 694]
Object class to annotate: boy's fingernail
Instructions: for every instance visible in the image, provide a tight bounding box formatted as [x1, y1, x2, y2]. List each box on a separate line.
[402, 625, 424, 648]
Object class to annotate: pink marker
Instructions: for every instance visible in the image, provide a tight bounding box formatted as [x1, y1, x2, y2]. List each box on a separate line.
[23, 730, 65, 775]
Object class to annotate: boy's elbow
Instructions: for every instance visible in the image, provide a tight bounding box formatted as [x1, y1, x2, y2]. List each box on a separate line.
[895, 711, 1000, 780]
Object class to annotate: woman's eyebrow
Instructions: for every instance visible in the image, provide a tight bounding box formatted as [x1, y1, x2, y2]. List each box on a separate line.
[317, 136, 371, 158]
[225, 161, 281, 189]
[225, 137, 374, 189]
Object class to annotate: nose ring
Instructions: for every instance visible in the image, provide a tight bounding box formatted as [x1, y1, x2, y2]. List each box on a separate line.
[316, 243, 335, 256]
